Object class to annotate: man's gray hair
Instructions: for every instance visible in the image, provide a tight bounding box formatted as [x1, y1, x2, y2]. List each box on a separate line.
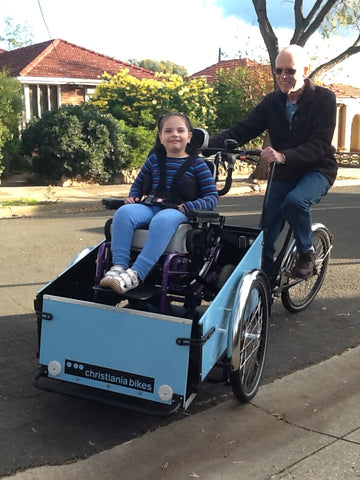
[276, 45, 309, 68]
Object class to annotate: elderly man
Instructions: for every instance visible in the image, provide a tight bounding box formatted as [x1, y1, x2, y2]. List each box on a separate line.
[208, 45, 337, 279]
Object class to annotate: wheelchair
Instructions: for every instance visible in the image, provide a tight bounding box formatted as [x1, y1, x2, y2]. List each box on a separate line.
[95, 130, 257, 317]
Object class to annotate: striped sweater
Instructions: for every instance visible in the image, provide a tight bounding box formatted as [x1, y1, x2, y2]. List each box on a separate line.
[129, 154, 218, 213]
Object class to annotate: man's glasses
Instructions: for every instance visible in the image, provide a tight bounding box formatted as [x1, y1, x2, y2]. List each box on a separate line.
[274, 68, 296, 76]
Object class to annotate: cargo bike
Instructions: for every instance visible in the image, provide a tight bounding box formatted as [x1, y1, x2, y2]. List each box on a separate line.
[34, 131, 333, 415]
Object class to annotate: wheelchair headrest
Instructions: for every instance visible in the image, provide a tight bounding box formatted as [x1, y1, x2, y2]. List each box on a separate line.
[191, 128, 209, 150]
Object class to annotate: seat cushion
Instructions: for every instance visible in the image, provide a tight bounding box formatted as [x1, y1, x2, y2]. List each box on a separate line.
[131, 223, 192, 254]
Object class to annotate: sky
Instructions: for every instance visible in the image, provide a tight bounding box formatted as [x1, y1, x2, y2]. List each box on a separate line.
[1, 0, 359, 87]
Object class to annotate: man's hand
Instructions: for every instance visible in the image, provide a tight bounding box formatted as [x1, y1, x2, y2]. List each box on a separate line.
[261, 146, 286, 165]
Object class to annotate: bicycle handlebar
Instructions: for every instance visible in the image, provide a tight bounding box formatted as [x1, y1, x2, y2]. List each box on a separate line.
[202, 141, 262, 196]
[202, 141, 261, 165]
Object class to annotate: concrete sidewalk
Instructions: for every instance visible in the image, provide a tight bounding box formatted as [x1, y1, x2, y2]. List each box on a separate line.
[1, 167, 360, 218]
[0, 178, 264, 218]
[5, 345, 360, 480]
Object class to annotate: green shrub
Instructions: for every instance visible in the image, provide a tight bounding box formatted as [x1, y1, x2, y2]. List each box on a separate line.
[21, 103, 128, 183]
[120, 121, 156, 168]
[0, 72, 22, 176]
[1, 137, 31, 175]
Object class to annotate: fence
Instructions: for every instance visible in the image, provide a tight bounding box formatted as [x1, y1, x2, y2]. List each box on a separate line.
[336, 152, 360, 167]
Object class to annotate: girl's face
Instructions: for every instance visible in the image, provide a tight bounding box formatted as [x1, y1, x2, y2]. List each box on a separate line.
[159, 115, 192, 157]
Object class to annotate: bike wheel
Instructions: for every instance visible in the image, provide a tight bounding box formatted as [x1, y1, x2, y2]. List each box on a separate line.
[230, 275, 269, 402]
[216, 264, 236, 290]
[281, 227, 332, 313]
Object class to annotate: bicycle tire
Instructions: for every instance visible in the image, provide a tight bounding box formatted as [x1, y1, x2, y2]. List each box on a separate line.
[281, 227, 332, 313]
[230, 274, 269, 402]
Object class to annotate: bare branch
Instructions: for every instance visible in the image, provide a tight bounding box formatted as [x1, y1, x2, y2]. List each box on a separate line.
[252, 0, 279, 69]
[291, 0, 338, 45]
[309, 33, 360, 79]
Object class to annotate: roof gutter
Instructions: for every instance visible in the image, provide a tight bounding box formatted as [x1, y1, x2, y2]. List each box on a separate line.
[16, 76, 103, 86]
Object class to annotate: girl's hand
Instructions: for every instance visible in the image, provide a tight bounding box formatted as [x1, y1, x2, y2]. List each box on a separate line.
[124, 197, 139, 204]
[178, 204, 186, 214]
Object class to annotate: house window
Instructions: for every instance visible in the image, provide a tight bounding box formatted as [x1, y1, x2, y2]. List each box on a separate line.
[85, 87, 96, 102]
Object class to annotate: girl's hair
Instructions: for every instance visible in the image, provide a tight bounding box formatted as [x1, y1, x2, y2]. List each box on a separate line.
[150, 112, 197, 156]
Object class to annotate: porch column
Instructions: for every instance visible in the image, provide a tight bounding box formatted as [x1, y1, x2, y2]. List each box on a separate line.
[23, 84, 31, 123]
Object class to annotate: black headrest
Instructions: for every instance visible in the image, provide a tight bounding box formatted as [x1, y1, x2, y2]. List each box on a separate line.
[191, 128, 209, 150]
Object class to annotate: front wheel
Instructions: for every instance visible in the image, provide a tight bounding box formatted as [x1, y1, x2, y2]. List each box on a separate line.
[230, 273, 269, 402]
[281, 226, 332, 313]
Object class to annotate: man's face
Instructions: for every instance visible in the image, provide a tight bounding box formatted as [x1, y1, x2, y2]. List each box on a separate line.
[275, 51, 307, 95]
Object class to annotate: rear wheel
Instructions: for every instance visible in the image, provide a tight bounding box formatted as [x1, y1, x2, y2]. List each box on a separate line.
[216, 264, 236, 290]
[281, 227, 332, 313]
[230, 274, 269, 402]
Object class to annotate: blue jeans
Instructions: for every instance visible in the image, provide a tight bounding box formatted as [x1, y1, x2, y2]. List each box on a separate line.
[111, 203, 188, 280]
[262, 172, 331, 276]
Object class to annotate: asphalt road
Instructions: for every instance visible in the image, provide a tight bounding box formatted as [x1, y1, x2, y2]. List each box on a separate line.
[0, 186, 359, 476]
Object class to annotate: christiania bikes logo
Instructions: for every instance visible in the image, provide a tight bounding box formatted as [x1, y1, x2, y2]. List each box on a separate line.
[64, 359, 154, 393]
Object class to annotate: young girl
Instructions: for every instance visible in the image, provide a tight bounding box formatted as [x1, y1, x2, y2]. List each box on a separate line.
[100, 112, 218, 294]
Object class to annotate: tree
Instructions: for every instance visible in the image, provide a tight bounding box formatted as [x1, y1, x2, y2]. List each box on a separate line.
[251, 0, 360, 82]
[0, 17, 33, 50]
[91, 70, 216, 166]
[129, 59, 188, 77]
[213, 65, 273, 136]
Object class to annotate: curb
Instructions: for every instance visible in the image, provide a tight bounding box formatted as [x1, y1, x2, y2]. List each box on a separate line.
[0, 183, 264, 219]
[0, 201, 104, 218]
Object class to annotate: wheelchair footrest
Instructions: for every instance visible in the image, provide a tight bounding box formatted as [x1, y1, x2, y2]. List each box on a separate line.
[93, 284, 163, 302]
[125, 284, 163, 301]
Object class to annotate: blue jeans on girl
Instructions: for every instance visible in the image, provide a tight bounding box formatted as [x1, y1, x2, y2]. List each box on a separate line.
[111, 203, 188, 280]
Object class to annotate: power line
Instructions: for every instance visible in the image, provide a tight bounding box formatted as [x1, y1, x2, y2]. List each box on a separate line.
[37, 0, 52, 40]
[37, 0, 65, 74]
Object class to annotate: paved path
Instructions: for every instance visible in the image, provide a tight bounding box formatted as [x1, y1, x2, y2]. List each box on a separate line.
[1, 168, 359, 479]
[5, 345, 360, 480]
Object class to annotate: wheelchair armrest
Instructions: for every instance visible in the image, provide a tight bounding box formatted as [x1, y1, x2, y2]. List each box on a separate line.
[187, 209, 220, 224]
[102, 197, 125, 210]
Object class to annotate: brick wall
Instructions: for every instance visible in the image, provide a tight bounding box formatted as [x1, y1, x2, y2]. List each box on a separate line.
[60, 85, 85, 105]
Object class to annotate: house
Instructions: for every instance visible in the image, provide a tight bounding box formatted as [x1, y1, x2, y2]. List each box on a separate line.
[327, 83, 360, 154]
[191, 58, 360, 153]
[0, 38, 156, 124]
[191, 58, 269, 83]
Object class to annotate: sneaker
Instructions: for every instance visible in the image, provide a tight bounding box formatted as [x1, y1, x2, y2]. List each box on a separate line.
[100, 265, 126, 284]
[100, 267, 139, 294]
[291, 249, 316, 279]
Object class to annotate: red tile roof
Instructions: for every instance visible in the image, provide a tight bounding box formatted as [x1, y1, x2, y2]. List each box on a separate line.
[326, 83, 360, 99]
[191, 58, 360, 98]
[0, 39, 156, 80]
[191, 58, 269, 82]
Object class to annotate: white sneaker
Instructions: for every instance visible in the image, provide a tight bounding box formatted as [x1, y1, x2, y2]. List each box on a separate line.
[100, 267, 139, 294]
[100, 265, 126, 284]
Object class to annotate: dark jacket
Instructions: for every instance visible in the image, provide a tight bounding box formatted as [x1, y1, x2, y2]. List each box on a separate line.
[209, 78, 338, 184]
